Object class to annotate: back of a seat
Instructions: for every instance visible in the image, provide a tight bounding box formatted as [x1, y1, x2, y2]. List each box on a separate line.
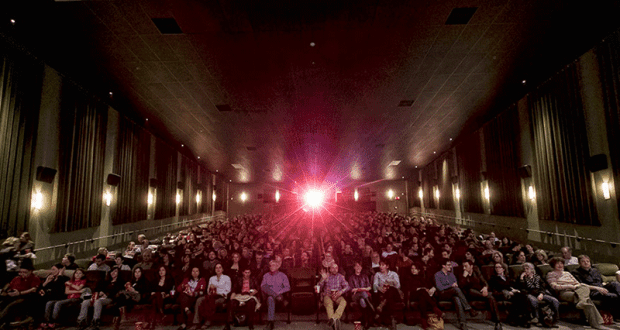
[85, 270, 107, 291]
[594, 263, 619, 283]
[481, 265, 494, 282]
[537, 264, 553, 279]
[509, 264, 524, 280]
[565, 264, 579, 273]
[288, 267, 316, 289]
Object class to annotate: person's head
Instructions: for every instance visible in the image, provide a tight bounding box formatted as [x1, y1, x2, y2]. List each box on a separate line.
[523, 262, 535, 275]
[353, 261, 363, 274]
[525, 244, 534, 254]
[242, 246, 251, 259]
[516, 251, 526, 263]
[465, 250, 475, 261]
[441, 250, 450, 259]
[329, 263, 339, 275]
[215, 263, 224, 276]
[232, 252, 241, 263]
[386, 244, 393, 252]
[191, 267, 201, 279]
[269, 259, 279, 273]
[371, 252, 380, 263]
[379, 260, 389, 273]
[133, 267, 143, 281]
[578, 255, 592, 270]
[158, 266, 167, 278]
[301, 251, 309, 261]
[19, 232, 31, 242]
[241, 267, 251, 279]
[95, 254, 106, 266]
[324, 252, 333, 261]
[411, 263, 421, 275]
[72, 268, 85, 281]
[441, 259, 453, 273]
[484, 240, 494, 250]
[561, 247, 572, 260]
[462, 260, 473, 273]
[255, 252, 263, 262]
[62, 253, 75, 266]
[142, 249, 152, 262]
[535, 249, 548, 263]
[494, 263, 507, 276]
[219, 249, 228, 259]
[209, 251, 217, 260]
[492, 251, 504, 264]
[51, 263, 62, 276]
[115, 253, 124, 265]
[549, 257, 565, 272]
[138, 234, 146, 243]
[97, 247, 108, 256]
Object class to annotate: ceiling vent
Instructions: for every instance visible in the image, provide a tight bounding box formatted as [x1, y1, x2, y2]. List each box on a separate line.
[445, 7, 478, 25]
[246, 146, 257, 151]
[388, 160, 402, 166]
[152, 18, 183, 34]
[216, 104, 232, 112]
[231, 164, 244, 170]
[398, 100, 415, 107]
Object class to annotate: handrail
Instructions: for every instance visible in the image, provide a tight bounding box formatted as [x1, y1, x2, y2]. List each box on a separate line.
[34, 216, 213, 253]
[413, 211, 620, 247]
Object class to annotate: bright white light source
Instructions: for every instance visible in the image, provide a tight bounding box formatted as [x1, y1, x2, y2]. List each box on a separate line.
[32, 191, 43, 210]
[275, 190, 280, 203]
[455, 188, 460, 200]
[418, 189, 423, 199]
[435, 189, 440, 199]
[602, 182, 611, 200]
[304, 189, 324, 208]
[212, 193, 216, 201]
[148, 192, 153, 205]
[104, 191, 113, 206]
[484, 187, 490, 200]
[176, 193, 181, 205]
[528, 186, 536, 201]
[387, 189, 394, 199]
[240, 192, 248, 202]
[196, 192, 201, 204]
[354, 190, 359, 201]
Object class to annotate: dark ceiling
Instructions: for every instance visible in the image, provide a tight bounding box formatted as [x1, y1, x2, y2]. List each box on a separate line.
[3, 0, 620, 186]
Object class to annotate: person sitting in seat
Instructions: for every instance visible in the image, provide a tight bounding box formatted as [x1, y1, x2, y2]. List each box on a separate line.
[488, 263, 531, 328]
[571, 255, 620, 320]
[372, 260, 401, 330]
[405, 262, 442, 330]
[0, 260, 40, 327]
[176, 267, 206, 330]
[546, 257, 603, 329]
[87, 254, 111, 272]
[318, 263, 349, 330]
[518, 262, 559, 327]
[225, 267, 260, 330]
[41, 268, 86, 329]
[434, 259, 477, 330]
[459, 260, 502, 330]
[560, 247, 578, 266]
[197, 263, 231, 329]
[77, 266, 124, 330]
[260, 259, 290, 330]
[348, 261, 373, 329]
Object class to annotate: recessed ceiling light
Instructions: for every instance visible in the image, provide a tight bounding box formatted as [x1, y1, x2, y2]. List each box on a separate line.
[197, 156, 200, 159]
[10, 19, 15, 24]
[181, 144, 184, 147]
[229, 180, 232, 182]
[216, 170, 218, 172]
[522, 80, 527, 85]
[388, 160, 401, 166]
[415, 166, 418, 168]
[449, 138, 453, 141]
[231, 164, 244, 170]
[109, 92, 113, 96]
[145, 118, 149, 121]
[402, 176, 405, 179]
[433, 151, 436, 154]
[310, 42, 315, 47]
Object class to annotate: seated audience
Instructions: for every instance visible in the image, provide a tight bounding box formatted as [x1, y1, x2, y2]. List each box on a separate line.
[546, 257, 603, 329]
[318, 264, 349, 330]
[561, 247, 578, 266]
[518, 262, 559, 327]
[511, 250, 527, 266]
[61, 254, 79, 271]
[488, 263, 531, 327]
[0, 260, 40, 327]
[88, 254, 111, 272]
[459, 260, 502, 330]
[114, 253, 131, 271]
[41, 268, 85, 329]
[77, 266, 123, 330]
[198, 263, 231, 329]
[434, 259, 477, 330]
[405, 262, 441, 330]
[532, 250, 548, 267]
[149, 266, 176, 327]
[133, 249, 155, 270]
[225, 267, 260, 330]
[261, 259, 290, 330]
[571, 255, 620, 319]
[36, 263, 69, 324]
[348, 261, 373, 328]
[176, 267, 206, 330]
[372, 260, 401, 330]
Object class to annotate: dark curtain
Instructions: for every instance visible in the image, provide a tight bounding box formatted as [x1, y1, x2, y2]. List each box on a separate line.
[155, 139, 178, 219]
[180, 155, 198, 216]
[484, 106, 525, 217]
[0, 47, 42, 238]
[528, 63, 598, 225]
[112, 118, 150, 225]
[55, 85, 107, 232]
[422, 165, 436, 209]
[597, 30, 620, 215]
[456, 132, 484, 213]
[439, 154, 455, 210]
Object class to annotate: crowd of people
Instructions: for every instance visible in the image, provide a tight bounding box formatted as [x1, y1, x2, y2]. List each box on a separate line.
[0, 212, 617, 330]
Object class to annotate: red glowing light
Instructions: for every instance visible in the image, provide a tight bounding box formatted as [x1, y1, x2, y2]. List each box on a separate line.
[304, 189, 324, 208]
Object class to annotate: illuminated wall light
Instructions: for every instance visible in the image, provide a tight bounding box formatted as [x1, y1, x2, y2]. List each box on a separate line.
[196, 192, 201, 204]
[484, 187, 490, 200]
[147, 192, 153, 205]
[528, 186, 536, 201]
[387, 189, 394, 199]
[354, 190, 359, 201]
[32, 191, 43, 210]
[176, 193, 181, 205]
[455, 188, 460, 200]
[212, 193, 216, 201]
[104, 191, 113, 206]
[418, 189, 423, 199]
[240, 192, 248, 202]
[275, 190, 280, 203]
[435, 188, 440, 199]
[602, 182, 611, 200]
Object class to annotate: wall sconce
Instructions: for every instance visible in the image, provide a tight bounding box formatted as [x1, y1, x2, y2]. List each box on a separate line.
[602, 182, 611, 200]
[196, 192, 201, 204]
[176, 193, 181, 205]
[103, 191, 112, 206]
[418, 189, 423, 199]
[240, 192, 248, 202]
[528, 186, 536, 201]
[435, 188, 440, 199]
[455, 188, 460, 200]
[212, 192, 216, 201]
[387, 189, 394, 199]
[354, 190, 359, 201]
[275, 190, 280, 203]
[147, 192, 153, 205]
[32, 191, 43, 210]
[484, 186, 490, 200]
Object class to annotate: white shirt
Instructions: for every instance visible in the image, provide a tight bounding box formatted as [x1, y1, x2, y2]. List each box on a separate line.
[564, 256, 578, 266]
[381, 251, 397, 258]
[208, 274, 231, 296]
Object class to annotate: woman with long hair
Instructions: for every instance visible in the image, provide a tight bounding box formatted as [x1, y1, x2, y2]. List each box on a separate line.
[488, 263, 532, 327]
[149, 266, 176, 326]
[518, 262, 559, 327]
[176, 267, 206, 330]
[77, 266, 124, 330]
[41, 268, 86, 329]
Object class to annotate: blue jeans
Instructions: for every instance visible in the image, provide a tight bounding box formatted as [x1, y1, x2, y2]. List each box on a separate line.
[45, 298, 80, 322]
[526, 294, 559, 321]
[78, 298, 113, 322]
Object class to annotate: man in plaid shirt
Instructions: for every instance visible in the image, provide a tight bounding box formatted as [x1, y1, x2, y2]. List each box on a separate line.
[318, 264, 349, 330]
